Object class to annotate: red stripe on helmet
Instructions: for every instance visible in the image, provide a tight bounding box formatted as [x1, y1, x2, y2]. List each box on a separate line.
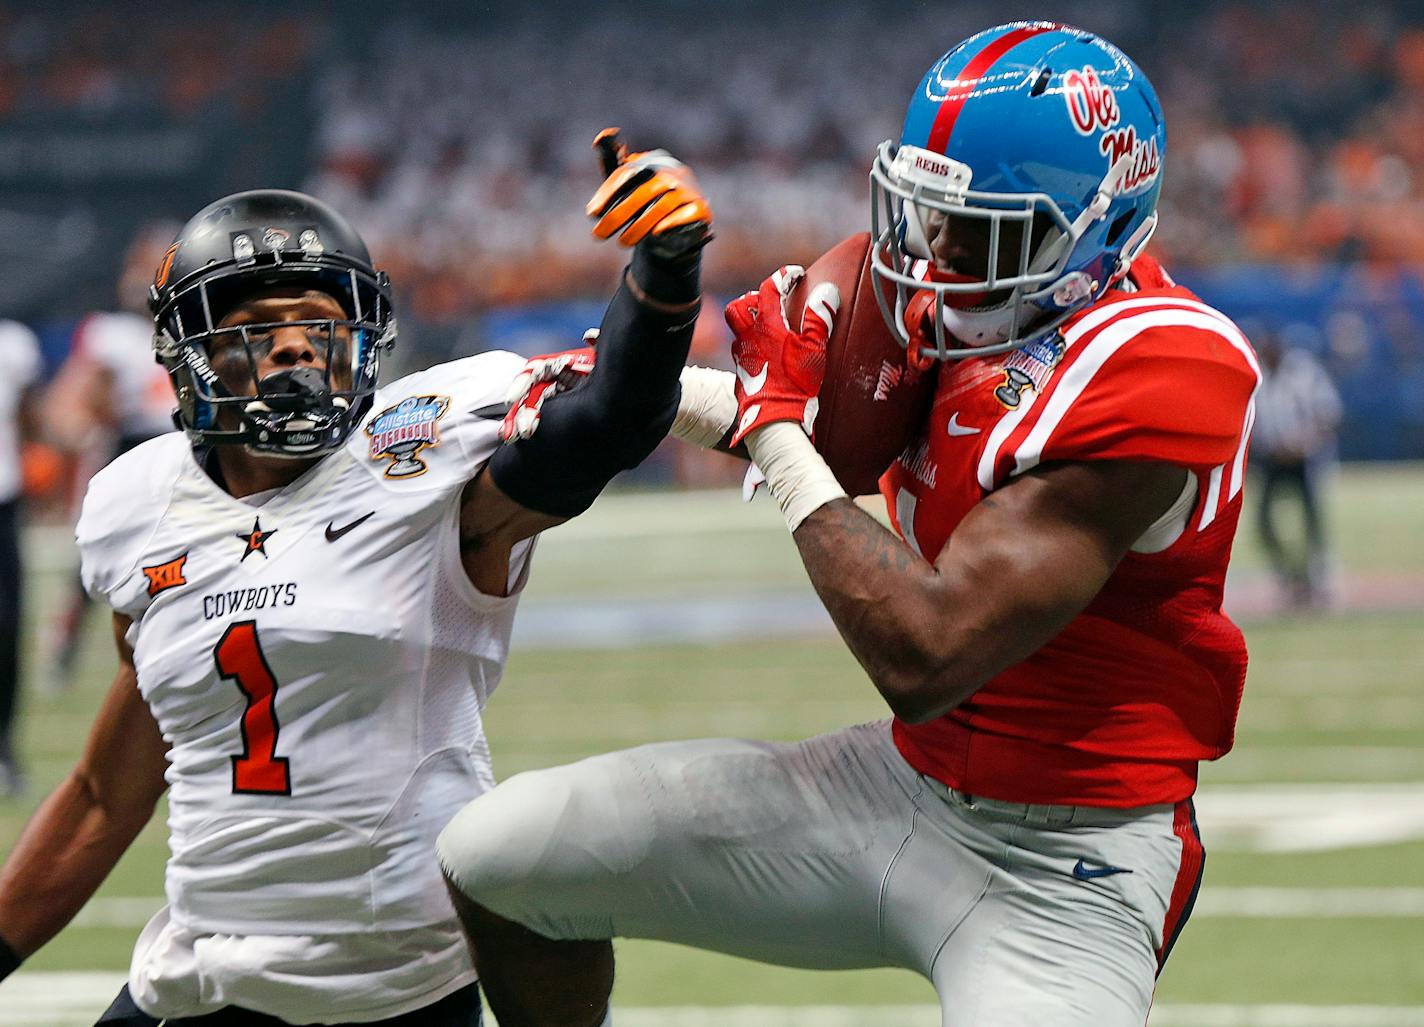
[926, 24, 1057, 153]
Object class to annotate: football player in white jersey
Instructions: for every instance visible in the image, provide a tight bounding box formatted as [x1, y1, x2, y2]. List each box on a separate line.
[0, 134, 713, 1025]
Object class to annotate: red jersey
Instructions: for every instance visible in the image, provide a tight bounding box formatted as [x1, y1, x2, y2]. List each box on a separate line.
[880, 257, 1260, 808]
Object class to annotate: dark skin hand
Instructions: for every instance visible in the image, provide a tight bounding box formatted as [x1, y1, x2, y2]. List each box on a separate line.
[792, 459, 1187, 724]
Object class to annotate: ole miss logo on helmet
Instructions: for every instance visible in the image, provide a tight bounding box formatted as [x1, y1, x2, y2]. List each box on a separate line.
[1101, 127, 1162, 195]
[1062, 65, 1161, 194]
[1063, 67, 1120, 135]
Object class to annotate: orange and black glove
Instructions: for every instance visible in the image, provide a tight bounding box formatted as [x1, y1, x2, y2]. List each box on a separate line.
[586, 128, 713, 265]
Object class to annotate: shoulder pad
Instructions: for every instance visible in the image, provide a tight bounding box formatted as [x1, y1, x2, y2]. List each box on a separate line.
[77, 434, 190, 617]
[355, 351, 528, 488]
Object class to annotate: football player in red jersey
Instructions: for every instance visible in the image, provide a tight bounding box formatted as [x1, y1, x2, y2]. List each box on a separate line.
[439, 24, 1259, 1027]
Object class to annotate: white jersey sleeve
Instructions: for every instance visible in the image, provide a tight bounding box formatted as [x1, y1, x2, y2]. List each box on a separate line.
[354, 351, 526, 496]
[76, 433, 190, 621]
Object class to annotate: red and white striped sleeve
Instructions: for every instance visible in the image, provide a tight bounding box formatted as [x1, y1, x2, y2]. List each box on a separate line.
[979, 298, 1261, 524]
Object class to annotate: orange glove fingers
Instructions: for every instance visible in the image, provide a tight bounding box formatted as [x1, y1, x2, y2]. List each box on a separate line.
[618, 190, 689, 246]
[652, 198, 712, 235]
[591, 176, 676, 240]
[592, 127, 628, 174]
[586, 162, 650, 218]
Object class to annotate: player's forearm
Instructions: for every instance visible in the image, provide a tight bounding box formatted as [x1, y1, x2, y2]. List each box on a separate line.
[0, 771, 156, 955]
[595, 246, 701, 418]
[791, 499, 984, 722]
[488, 248, 699, 519]
[745, 423, 1012, 722]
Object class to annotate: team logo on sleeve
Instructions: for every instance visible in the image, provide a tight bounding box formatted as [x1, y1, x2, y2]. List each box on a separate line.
[142, 552, 189, 597]
[366, 395, 451, 478]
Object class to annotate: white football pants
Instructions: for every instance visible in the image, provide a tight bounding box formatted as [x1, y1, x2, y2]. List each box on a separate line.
[438, 721, 1203, 1026]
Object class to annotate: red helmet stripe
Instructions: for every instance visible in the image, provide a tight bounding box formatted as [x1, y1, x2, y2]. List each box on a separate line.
[926, 24, 1057, 153]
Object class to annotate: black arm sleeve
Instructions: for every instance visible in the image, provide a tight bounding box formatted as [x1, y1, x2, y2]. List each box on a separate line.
[487, 247, 700, 518]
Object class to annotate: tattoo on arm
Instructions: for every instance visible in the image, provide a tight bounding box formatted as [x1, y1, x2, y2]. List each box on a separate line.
[789, 499, 945, 706]
[796, 499, 922, 576]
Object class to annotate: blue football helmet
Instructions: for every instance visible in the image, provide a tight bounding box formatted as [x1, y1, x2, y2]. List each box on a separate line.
[870, 22, 1166, 360]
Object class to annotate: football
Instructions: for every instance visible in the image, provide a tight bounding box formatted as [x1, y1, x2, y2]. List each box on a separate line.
[784, 232, 937, 496]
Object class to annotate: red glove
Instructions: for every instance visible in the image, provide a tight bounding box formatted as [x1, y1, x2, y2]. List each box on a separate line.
[499, 330, 599, 443]
[725, 265, 839, 445]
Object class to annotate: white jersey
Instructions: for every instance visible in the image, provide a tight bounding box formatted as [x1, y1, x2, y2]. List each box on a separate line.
[75, 311, 174, 441]
[76, 351, 528, 1020]
[0, 320, 42, 503]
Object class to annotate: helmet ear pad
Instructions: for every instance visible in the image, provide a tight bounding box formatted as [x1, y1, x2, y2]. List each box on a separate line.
[900, 201, 934, 261]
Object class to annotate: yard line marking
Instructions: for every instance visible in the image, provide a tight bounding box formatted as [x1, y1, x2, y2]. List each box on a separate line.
[1146, 1008, 1424, 1026]
[4, 979, 1424, 1027]
[1193, 887, 1424, 917]
[1192, 781, 1424, 850]
[1205, 747, 1424, 781]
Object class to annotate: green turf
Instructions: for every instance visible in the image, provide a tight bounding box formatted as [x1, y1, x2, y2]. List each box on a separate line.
[4, 466, 1424, 1011]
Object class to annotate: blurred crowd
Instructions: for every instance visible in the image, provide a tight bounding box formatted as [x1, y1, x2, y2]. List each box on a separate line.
[3, 0, 1422, 481]
[6, 0, 1423, 326]
[296, 1, 1424, 323]
[0, 6, 317, 121]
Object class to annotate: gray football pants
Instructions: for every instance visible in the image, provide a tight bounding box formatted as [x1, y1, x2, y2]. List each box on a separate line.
[438, 721, 1203, 1026]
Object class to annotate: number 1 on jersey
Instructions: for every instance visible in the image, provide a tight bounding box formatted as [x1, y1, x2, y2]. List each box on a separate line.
[214, 621, 292, 795]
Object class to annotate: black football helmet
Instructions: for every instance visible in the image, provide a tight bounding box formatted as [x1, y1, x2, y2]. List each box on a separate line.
[150, 189, 395, 458]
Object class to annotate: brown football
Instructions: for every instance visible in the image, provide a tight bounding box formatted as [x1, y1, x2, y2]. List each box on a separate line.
[784, 232, 937, 496]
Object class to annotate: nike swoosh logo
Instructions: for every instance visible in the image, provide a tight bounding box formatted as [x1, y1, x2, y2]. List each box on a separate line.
[1072, 859, 1134, 880]
[735, 362, 768, 396]
[471, 401, 512, 420]
[946, 412, 981, 437]
[325, 511, 375, 543]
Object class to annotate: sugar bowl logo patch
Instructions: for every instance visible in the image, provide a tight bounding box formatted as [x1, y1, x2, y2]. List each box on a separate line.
[994, 334, 1065, 410]
[366, 395, 451, 478]
[142, 552, 189, 597]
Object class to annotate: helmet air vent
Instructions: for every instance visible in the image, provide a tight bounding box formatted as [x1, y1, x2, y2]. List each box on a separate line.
[1105, 210, 1135, 247]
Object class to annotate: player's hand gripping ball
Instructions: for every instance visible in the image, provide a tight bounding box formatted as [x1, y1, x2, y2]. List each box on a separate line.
[726, 265, 840, 446]
[585, 128, 713, 261]
[498, 329, 599, 443]
[756, 233, 938, 495]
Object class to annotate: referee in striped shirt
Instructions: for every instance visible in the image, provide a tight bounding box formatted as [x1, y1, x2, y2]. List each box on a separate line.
[1251, 326, 1342, 608]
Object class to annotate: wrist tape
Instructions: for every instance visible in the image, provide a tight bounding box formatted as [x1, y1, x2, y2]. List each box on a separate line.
[745, 422, 846, 531]
[672, 367, 737, 449]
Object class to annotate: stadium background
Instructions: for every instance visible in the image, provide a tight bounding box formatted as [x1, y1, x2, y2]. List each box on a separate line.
[3, 1, 1424, 1024]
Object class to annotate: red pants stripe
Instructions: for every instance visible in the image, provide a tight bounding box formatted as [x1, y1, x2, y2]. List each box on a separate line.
[1157, 798, 1206, 973]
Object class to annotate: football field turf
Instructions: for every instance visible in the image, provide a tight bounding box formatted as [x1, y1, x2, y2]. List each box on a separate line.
[4, 465, 1423, 1025]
